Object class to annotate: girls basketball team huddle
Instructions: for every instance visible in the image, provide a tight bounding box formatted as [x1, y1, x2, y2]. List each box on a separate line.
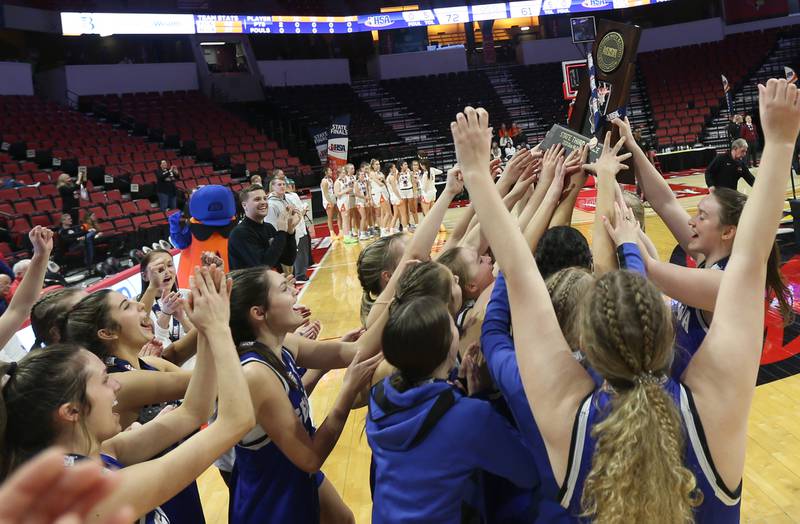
[0, 78, 797, 524]
[320, 158, 441, 244]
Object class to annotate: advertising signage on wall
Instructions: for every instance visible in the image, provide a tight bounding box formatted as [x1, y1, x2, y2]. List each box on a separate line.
[61, 0, 672, 36]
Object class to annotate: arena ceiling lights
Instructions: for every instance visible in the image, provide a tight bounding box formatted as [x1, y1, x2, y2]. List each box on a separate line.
[61, 0, 672, 36]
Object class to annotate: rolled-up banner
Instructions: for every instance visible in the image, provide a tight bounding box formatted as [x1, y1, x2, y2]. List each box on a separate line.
[310, 126, 329, 165]
[327, 115, 350, 170]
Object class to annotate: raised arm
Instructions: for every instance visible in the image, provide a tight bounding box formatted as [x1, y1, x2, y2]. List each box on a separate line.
[586, 133, 632, 275]
[612, 117, 696, 256]
[685, 79, 800, 487]
[94, 267, 253, 523]
[365, 168, 465, 327]
[106, 282, 217, 465]
[452, 107, 594, 484]
[550, 146, 590, 227]
[0, 227, 53, 349]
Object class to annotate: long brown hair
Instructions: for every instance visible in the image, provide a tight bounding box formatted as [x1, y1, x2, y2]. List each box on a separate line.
[229, 267, 295, 389]
[580, 271, 701, 522]
[713, 188, 793, 324]
[0, 344, 92, 481]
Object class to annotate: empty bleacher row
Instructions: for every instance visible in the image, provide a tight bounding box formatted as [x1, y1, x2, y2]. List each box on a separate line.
[381, 71, 513, 143]
[82, 90, 315, 186]
[640, 30, 777, 148]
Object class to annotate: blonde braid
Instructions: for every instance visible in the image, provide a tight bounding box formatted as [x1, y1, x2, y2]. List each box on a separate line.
[597, 278, 640, 373]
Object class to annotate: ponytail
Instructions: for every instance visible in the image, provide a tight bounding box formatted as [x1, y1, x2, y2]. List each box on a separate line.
[581, 380, 701, 522]
[581, 271, 701, 522]
[767, 242, 793, 325]
[229, 267, 295, 389]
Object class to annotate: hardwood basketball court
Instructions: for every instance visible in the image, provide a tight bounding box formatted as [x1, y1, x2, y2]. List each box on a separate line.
[199, 171, 800, 523]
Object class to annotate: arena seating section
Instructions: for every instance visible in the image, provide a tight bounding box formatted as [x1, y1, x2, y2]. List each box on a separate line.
[381, 71, 513, 142]
[84, 91, 313, 184]
[0, 91, 311, 266]
[261, 84, 415, 161]
[0, 29, 791, 267]
[640, 30, 776, 148]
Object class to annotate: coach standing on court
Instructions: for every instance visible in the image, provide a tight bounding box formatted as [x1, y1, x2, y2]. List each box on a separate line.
[228, 184, 299, 271]
[705, 138, 755, 190]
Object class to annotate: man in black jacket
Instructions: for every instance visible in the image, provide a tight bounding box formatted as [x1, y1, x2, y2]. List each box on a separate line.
[705, 138, 755, 191]
[228, 185, 299, 271]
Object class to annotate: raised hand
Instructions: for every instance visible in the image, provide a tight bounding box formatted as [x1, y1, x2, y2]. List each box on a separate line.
[139, 338, 164, 358]
[443, 165, 465, 197]
[758, 78, 800, 145]
[185, 266, 231, 330]
[489, 158, 503, 179]
[507, 169, 535, 201]
[583, 132, 632, 178]
[540, 144, 564, 184]
[602, 201, 641, 247]
[29, 226, 54, 258]
[451, 107, 493, 180]
[159, 290, 184, 316]
[342, 351, 384, 394]
[611, 116, 634, 143]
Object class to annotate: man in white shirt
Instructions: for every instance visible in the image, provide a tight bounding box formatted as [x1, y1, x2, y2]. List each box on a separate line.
[267, 176, 311, 281]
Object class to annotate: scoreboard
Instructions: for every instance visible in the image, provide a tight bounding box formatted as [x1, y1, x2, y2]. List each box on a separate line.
[62, 1, 673, 36]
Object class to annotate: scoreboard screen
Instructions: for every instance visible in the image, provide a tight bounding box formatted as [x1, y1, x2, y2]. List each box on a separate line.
[62, 0, 673, 36]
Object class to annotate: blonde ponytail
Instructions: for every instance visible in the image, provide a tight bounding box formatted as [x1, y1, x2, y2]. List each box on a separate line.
[581, 380, 701, 523]
[581, 271, 702, 523]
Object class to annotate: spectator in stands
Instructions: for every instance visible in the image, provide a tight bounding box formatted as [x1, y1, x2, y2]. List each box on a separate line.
[509, 122, 521, 144]
[491, 141, 502, 161]
[741, 114, 760, 166]
[249, 174, 262, 186]
[6, 259, 31, 302]
[56, 173, 84, 223]
[156, 160, 179, 211]
[0, 274, 9, 315]
[727, 114, 742, 145]
[272, 168, 287, 181]
[56, 213, 95, 269]
[228, 184, 298, 271]
[285, 179, 312, 282]
[705, 138, 754, 191]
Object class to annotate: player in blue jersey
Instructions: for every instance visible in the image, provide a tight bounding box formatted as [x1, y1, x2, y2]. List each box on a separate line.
[455, 86, 799, 521]
[228, 266, 382, 524]
[0, 266, 254, 523]
[65, 284, 204, 523]
[611, 116, 793, 379]
[65, 289, 196, 429]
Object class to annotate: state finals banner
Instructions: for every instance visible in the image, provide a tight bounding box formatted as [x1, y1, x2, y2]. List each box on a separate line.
[310, 126, 329, 165]
[327, 115, 350, 170]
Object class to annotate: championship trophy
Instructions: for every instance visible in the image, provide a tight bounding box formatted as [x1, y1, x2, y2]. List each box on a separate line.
[541, 20, 641, 183]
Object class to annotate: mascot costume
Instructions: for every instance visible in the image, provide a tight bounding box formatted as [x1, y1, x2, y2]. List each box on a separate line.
[170, 185, 236, 288]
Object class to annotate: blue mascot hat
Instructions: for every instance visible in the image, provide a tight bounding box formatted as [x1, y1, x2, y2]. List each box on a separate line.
[189, 185, 236, 227]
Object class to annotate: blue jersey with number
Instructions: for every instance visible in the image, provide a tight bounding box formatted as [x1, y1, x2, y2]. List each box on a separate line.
[65, 453, 171, 524]
[230, 343, 324, 524]
[559, 379, 741, 522]
[671, 257, 729, 379]
[104, 356, 205, 524]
